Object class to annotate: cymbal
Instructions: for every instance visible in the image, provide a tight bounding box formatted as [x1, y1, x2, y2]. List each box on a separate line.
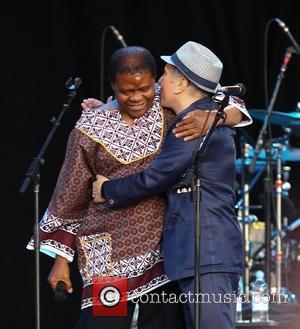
[250, 109, 300, 127]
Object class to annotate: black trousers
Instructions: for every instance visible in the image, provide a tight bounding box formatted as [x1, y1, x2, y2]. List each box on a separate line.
[76, 281, 186, 329]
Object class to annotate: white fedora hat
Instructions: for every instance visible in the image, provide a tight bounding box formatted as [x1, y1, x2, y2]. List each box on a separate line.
[161, 41, 223, 93]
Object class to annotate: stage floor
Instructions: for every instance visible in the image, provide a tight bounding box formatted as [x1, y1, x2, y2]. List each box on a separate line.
[237, 303, 300, 329]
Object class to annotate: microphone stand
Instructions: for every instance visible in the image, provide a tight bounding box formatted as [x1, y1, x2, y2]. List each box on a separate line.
[192, 92, 229, 329]
[18, 77, 81, 329]
[274, 143, 284, 297]
[249, 47, 293, 291]
[240, 140, 252, 301]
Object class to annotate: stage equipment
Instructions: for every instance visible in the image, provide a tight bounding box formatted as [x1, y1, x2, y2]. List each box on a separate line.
[249, 47, 296, 292]
[100, 25, 128, 101]
[249, 110, 300, 128]
[18, 77, 81, 329]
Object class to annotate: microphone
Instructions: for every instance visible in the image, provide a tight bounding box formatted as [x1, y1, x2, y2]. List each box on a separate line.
[218, 83, 246, 96]
[109, 25, 128, 47]
[54, 280, 67, 302]
[274, 18, 300, 54]
[65, 77, 82, 90]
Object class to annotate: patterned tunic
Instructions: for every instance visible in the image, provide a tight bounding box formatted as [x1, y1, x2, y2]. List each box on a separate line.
[28, 87, 175, 309]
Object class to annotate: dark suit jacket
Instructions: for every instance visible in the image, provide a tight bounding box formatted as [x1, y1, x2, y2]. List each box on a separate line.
[103, 98, 244, 280]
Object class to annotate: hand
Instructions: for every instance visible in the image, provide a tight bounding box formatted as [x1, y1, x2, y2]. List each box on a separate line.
[48, 255, 73, 294]
[81, 98, 102, 110]
[173, 110, 217, 141]
[92, 174, 109, 203]
[81, 96, 113, 111]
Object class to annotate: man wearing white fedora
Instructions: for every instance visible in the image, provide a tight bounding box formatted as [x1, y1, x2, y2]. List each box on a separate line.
[93, 41, 244, 329]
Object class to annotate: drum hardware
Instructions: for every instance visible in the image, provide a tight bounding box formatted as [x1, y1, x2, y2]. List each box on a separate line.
[236, 128, 300, 302]
[237, 214, 259, 223]
[274, 143, 284, 295]
[282, 166, 291, 190]
[249, 220, 300, 303]
[243, 50, 299, 304]
[237, 140, 261, 300]
[248, 146, 299, 299]
[252, 217, 300, 262]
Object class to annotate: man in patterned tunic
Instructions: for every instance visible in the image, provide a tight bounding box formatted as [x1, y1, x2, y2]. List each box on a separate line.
[27, 46, 251, 328]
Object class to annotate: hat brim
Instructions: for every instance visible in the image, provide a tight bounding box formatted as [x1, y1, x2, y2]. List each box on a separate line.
[160, 55, 175, 66]
[160, 55, 221, 93]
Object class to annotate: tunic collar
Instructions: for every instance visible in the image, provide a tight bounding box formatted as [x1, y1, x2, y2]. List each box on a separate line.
[76, 84, 164, 164]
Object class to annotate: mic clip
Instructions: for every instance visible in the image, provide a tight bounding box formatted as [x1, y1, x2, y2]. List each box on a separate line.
[65, 77, 82, 90]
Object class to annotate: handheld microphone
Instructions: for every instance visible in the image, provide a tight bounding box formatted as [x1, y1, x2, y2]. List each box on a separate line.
[274, 18, 300, 55]
[218, 83, 246, 96]
[54, 280, 67, 302]
[109, 25, 128, 47]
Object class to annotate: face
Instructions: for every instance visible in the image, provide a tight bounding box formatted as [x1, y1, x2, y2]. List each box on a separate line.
[158, 64, 179, 108]
[111, 71, 156, 123]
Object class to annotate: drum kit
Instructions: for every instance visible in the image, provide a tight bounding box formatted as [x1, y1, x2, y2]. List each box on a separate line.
[235, 108, 300, 302]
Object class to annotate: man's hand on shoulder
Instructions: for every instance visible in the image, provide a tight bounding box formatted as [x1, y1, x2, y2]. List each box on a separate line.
[81, 96, 113, 111]
[173, 106, 244, 141]
[173, 110, 214, 141]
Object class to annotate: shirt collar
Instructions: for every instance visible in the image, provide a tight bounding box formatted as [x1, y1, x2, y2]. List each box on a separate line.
[176, 96, 218, 121]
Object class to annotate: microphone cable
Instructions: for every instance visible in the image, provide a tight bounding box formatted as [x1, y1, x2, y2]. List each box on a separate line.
[99, 25, 128, 101]
[100, 25, 111, 102]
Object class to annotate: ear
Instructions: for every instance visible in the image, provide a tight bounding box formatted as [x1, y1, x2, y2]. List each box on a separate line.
[174, 76, 189, 94]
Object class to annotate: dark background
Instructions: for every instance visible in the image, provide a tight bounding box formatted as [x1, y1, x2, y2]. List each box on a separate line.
[2, 1, 300, 328]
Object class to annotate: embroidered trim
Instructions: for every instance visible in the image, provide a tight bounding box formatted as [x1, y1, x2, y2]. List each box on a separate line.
[127, 274, 170, 300]
[75, 86, 164, 164]
[39, 209, 81, 235]
[112, 248, 163, 278]
[27, 239, 75, 261]
[81, 274, 170, 309]
[79, 233, 113, 280]
[79, 233, 164, 283]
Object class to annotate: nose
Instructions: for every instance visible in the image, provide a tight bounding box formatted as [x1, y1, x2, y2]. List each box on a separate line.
[129, 92, 143, 102]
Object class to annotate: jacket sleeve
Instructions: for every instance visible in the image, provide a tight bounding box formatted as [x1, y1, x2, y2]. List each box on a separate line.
[103, 129, 202, 209]
[26, 128, 94, 262]
[226, 96, 252, 127]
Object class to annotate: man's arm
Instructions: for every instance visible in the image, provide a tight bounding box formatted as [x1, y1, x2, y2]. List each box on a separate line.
[173, 96, 252, 141]
[27, 128, 95, 295]
[27, 129, 92, 261]
[82, 96, 252, 142]
[225, 96, 252, 127]
[100, 127, 202, 209]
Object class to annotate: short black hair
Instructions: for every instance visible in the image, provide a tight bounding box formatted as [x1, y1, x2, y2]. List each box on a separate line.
[108, 46, 156, 83]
